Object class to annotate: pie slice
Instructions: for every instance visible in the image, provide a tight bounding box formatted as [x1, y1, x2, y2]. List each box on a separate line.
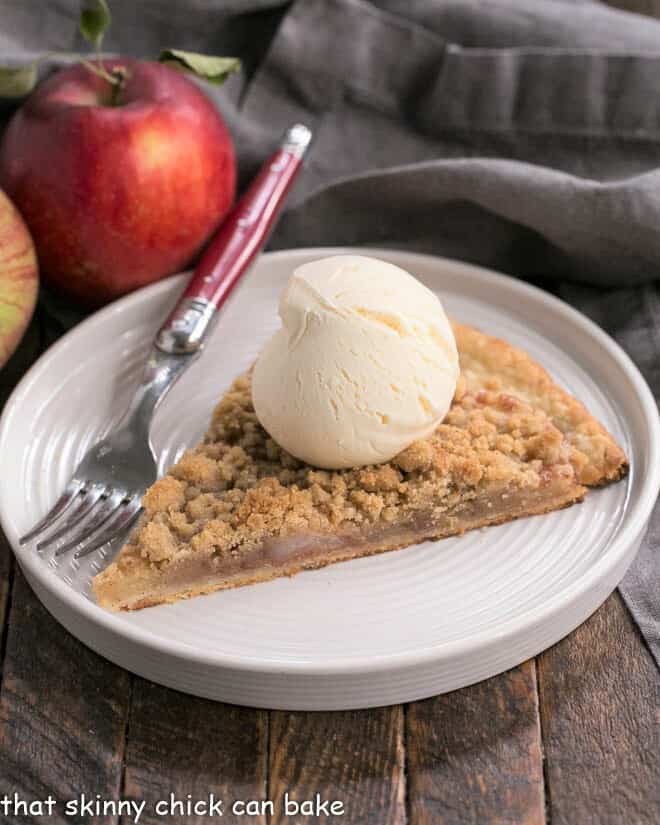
[93, 323, 628, 610]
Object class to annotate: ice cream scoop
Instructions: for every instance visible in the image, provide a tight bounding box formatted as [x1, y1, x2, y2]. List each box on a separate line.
[252, 254, 459, 469]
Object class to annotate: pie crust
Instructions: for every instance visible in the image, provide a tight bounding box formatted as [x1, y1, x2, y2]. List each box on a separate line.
[93, 323, 628, 611]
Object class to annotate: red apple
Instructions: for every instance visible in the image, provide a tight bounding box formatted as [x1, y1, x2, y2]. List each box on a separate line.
[0, 58, 235, 306]
[0, 188, 38, 369]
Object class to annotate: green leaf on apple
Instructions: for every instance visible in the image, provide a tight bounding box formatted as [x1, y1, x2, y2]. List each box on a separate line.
[0, 64, 38, 98]
[158, 50, 240, 85]
[79, 0, 112, 48]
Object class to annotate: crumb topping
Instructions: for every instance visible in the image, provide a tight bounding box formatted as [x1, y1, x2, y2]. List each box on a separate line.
[123, 370, 580, 568]
[454, 323, 626, 485]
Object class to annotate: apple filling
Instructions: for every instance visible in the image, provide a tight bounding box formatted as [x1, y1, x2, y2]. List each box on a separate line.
[262, 472, 583, 571]
[94, 470, 582, 611]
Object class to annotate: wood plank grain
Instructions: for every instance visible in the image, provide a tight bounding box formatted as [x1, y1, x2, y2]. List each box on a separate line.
[407, 660, 545, 825]
[0, 570, 131, 824]
[121, 680, 268, 825]
[0, 315, 45, 678]
[538, 591, 659, 825]
[0, 531, 13, 675]
[269, 707, 405, 824]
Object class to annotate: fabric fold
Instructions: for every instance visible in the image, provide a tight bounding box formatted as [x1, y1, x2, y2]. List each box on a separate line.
[375, 0, 660, 50]
[420, 47, 660, 139]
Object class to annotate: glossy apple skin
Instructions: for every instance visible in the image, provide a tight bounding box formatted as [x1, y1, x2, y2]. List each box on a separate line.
[0, 188, 38, 368]
[0, 59, 235, 306]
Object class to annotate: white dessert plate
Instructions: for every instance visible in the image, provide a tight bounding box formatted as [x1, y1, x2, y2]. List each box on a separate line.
[1, 248, 658, 710]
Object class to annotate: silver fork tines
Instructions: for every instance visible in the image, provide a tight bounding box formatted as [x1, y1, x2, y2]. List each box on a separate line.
[36, 483, 108, 551]
[54, 488, 127, 556]
[19, 480, 85, 546]
[73, 497, 142, 560]
[19, 348, 192, 564]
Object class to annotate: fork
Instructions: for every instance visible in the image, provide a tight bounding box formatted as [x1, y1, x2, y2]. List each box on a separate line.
[20, 123, 312, 561]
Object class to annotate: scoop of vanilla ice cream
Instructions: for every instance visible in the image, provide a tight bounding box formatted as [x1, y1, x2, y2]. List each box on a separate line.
[251, 255, 459, 469]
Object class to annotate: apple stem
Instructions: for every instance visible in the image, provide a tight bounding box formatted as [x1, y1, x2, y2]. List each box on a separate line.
[109, 66, 128, 105]
[79, 59, 128, 105]
[80, 58, 115, 85]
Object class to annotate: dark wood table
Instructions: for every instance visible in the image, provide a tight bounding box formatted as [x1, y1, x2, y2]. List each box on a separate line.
[0, 305, 657, 825]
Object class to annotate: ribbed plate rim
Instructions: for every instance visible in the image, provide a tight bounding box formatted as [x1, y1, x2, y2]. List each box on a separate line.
[0, 247, 658, 676]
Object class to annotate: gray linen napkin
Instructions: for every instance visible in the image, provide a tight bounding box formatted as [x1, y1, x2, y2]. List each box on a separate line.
[1, 0, 658, 666]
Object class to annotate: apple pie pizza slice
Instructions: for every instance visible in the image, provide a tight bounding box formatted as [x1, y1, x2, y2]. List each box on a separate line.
[93, 323, 627, 610]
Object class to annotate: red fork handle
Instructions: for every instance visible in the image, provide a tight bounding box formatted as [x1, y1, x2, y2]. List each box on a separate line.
[156, 123, 312, 355]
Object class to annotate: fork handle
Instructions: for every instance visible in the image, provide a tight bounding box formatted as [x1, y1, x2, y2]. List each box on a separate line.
[155, 123, 312, 355]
